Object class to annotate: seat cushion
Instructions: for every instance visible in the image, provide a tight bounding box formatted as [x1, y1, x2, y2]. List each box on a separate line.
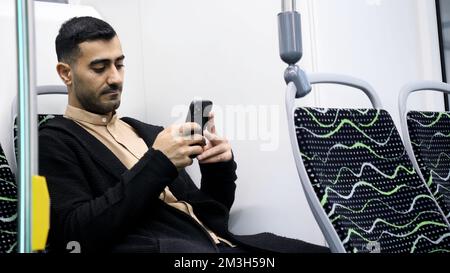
[295, 107, 450, 253]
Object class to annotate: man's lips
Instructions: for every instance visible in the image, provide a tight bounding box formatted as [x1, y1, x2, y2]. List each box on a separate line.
[102, 89, 121, 95]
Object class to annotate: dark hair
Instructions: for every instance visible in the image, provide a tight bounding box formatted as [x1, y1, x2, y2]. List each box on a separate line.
[55, 16, 117, 63]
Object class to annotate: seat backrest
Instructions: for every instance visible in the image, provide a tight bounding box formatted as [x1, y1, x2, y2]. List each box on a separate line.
[295, 107, 450, 253]
[12, 85, 67, 164]
[398, 81, 450, 223]
[0, 144, 17, 253]
[13, 114, 59, 163]
[406, 111, 450, 221]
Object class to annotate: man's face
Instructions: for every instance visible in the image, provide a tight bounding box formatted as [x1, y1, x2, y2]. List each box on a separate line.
[70, 36, 125, 115]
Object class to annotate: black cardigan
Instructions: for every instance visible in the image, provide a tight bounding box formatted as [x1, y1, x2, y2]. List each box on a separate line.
[39, 116, 328, 253]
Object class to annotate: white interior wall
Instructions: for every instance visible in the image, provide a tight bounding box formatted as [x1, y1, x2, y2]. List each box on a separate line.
[307, 0, 444, 128]
[0, 0, 446, 247]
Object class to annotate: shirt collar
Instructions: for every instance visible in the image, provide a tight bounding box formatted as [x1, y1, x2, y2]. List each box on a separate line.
[64, 105, 117, 126]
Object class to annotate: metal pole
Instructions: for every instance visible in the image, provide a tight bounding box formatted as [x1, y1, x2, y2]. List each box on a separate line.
[282, 0, 296, 12]
[16, 0, 38, 253]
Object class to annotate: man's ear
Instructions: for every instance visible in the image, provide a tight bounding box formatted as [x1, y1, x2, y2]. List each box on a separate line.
[56, 62, 72, 86]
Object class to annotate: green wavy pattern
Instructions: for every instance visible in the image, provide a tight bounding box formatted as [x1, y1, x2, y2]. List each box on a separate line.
[329, 163, 415, 185]
[297, 118, 396, 146]
[408, 112, 450, 128]
[301, 141, 406, 164]
[340, 211, 443, 234]
[0, 178, 16, 188]
[327, 194, 436, 217]
[303, 108, 381, 128]
[321, 181, 422, 206]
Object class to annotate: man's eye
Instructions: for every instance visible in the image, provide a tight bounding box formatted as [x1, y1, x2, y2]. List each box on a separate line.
[116, 64, 124, 69]
[92, 67, 105, 73]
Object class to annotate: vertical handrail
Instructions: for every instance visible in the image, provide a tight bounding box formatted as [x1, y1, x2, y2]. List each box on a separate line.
[16, 0, 37, 253]
[282, 0, 296, 12]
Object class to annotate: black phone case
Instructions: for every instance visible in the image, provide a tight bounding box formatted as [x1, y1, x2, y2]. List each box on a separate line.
[186, 100, 213, 133]
[186, 100, 212, 158]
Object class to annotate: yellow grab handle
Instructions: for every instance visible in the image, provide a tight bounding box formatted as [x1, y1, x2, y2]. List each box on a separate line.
[32, 175, 50, 252]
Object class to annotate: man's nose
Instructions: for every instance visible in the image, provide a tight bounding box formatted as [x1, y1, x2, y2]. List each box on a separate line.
[107, 66, 123, 86]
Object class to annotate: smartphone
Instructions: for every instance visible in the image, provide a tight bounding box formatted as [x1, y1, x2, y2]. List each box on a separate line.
[186, 100, 213, 136]
[185, 100, 212, 158]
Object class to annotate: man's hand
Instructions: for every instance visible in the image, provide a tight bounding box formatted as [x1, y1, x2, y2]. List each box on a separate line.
[152, 123, 205, 170]
[197, 113, 232, 164]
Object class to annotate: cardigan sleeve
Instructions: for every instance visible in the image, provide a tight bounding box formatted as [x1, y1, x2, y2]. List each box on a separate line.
[198, 155, 237, 210]
[170, 155, 238, 212]
[39, 129, 178, 253]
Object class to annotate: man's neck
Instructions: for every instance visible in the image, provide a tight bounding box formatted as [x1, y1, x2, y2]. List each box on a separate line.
[67, 103, 115, 119]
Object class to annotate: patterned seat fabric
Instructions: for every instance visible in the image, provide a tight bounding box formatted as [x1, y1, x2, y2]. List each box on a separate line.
[14, 114, 58, 162]
[407, 111, 450, 221]
[0, 145, 17, 253]
[295, 107, 450, 253]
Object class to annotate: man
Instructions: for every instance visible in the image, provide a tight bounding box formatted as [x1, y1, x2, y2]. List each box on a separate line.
[39, 16, 328, 253]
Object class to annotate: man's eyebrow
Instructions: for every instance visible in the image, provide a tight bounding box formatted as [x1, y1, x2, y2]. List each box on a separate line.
[89, 55, 125, 66]
[89, 59, 111, 66]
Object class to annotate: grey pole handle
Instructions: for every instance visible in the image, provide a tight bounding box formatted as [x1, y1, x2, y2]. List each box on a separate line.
[308, 73, 383, 109]
[279, 0, 312, 98]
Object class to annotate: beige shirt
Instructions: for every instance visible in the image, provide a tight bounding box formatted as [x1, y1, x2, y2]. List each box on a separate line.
[64, 105, 234, 246]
